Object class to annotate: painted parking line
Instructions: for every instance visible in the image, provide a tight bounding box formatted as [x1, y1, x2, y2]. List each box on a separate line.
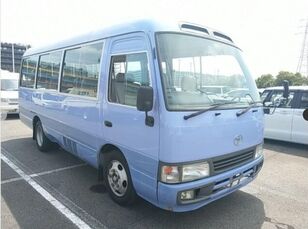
[1, 148, 107, 229]
[1, 176, 23, 184]
[1, 163, 87, 185]
[1, 154, 94, 229]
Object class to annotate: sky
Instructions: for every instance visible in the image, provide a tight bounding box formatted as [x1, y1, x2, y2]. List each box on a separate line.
[1, 0, 308, 78]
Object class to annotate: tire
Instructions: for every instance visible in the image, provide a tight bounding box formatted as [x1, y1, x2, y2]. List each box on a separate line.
[103, 150, 137, 206]
[35, 120, 53, 152]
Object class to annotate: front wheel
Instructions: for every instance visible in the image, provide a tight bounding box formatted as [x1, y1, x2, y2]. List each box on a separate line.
[35, 120, 53, 152]
[103, 151, 137, 205]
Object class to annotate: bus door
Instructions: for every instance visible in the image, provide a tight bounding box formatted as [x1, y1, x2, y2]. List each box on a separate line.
[102, 34, 159, 201]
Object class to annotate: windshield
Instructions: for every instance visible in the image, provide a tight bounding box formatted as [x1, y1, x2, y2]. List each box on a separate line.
[156, 33, 260, 110]
[1, 79, 19, 91]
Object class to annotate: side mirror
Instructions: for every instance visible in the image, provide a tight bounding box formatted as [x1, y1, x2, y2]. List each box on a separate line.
[137, 86, 154, 126]
[282, 80, 289, 99]
[137, 86, 153, 112]
[303, 109, 308, 121]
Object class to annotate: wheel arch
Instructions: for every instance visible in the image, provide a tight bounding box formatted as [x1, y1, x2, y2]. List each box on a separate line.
[97, 143, 124, 181]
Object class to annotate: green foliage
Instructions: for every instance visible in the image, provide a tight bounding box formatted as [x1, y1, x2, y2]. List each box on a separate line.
[256, 71, 308, 88]
[255, 74, 275, 88]
[275, 71, 306, 86]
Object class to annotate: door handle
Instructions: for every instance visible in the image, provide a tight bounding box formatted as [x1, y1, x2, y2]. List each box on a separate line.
[104, 120, 112, 127]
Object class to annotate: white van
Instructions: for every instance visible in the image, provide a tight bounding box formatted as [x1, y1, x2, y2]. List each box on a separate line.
[262, 86, 308, 144]
[1, 70, 19, 119]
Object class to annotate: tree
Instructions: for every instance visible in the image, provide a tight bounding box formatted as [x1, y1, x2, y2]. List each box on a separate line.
[275, 71, 305, 86]
[255, 71, 308, 88]
[255, 74, 275, 88]
[301, 73, 308, 85]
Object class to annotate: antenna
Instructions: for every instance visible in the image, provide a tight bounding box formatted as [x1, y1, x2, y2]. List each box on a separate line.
[296, 19, 308, 77]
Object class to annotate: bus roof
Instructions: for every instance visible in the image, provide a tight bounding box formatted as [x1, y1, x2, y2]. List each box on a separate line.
[24, 19, 236, 57]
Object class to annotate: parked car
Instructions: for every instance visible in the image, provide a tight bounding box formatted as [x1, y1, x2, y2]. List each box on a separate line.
[201, 86, 231, 95]
[225, 88, 249, 98]
[1, 71, 19, 119]
[262, 86, 308, 144]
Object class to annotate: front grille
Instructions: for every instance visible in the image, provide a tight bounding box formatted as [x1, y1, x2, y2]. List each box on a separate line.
[213, 150, 255, 173]
[8, 99, 18, 105]
[8, 98, 18, 103]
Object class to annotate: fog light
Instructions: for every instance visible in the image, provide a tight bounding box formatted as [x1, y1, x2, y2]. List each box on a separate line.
[180, 190, 195, 200]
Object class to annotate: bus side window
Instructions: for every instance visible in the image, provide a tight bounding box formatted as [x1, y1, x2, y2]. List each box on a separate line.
[37, 51, 62, 90]
[109, 52, 150, 106]
[20, 55, 39, 88]
[60, 42, 103, 98]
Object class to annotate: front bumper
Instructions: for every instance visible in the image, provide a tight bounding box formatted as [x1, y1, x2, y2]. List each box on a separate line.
[157, 156, 264, 212]
[1, 104, 19, 114]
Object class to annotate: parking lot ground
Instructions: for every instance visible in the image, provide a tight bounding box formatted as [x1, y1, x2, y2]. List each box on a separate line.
[1, 116, 308, 229]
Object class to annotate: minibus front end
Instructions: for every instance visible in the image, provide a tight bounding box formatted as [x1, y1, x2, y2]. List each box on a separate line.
[155, 32, 264, 212]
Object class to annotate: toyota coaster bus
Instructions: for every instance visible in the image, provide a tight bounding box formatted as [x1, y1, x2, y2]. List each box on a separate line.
[19, 20, 264, 212]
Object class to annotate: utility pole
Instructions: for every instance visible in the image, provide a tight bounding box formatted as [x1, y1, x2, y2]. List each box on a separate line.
[11, 43, 15, 72]
[296, 19, 308, 77]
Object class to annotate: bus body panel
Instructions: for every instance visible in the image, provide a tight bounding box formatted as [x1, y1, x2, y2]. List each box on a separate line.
[55, 93, 100, 166]
[159, 107, 264, 163]
[19, 88, 36, 128]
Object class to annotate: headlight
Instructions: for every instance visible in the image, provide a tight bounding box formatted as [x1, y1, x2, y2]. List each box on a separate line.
[255, 144, 263, 159]
[160, 161, 210, 183]
[182, 162, 210, 182]
[1, 98, 9, 103]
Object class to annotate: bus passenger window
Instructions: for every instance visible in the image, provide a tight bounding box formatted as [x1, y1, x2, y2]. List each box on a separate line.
[60, 42, 103, 97]
[20, 55, 38, 88]
[109, 52, 150, 106]
[37, 51, 62, 90]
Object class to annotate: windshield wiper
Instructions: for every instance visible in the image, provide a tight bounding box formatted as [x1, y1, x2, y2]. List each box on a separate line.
[183, 101, 238, 120]
[236, 101, 263, 117]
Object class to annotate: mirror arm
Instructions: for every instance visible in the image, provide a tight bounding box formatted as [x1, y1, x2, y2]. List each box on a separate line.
[145, 111, 154, 127]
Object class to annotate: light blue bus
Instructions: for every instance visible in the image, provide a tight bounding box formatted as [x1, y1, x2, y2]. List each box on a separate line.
[19, 20, 264, 212]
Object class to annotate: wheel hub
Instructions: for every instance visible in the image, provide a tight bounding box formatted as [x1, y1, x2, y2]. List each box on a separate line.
[36, 125, 43, 147]
[107, 160, 128, 197]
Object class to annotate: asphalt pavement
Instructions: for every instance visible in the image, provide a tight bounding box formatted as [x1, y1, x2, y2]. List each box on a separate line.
[1, 115, 308, 229]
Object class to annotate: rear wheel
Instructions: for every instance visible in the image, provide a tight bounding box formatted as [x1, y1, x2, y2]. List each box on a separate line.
[103, 151, 137, 205]
[35, 120, 53, 152]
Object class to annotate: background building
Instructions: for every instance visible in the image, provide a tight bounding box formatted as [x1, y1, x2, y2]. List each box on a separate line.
[1, 42, 30, 73]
